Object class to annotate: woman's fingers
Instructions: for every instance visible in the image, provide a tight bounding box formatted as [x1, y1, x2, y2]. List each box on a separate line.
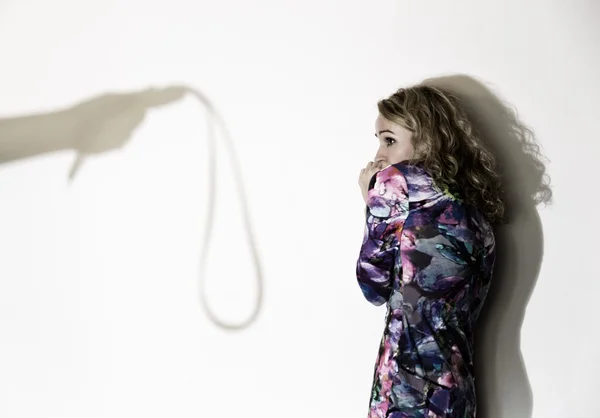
[360, 160, 385, 184]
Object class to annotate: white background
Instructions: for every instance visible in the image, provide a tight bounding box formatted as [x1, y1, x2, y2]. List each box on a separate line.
[0, 1, 598, 417]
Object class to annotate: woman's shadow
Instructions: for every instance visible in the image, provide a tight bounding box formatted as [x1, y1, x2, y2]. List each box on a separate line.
[422, 75, 553, 418]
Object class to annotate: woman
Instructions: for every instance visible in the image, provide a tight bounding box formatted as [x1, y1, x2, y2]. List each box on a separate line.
[357, 84, 502, 417]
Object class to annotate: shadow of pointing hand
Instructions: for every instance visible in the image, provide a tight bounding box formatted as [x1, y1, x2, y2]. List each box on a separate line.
[66, 86, 187, 180]
[0, 85, 188, 178]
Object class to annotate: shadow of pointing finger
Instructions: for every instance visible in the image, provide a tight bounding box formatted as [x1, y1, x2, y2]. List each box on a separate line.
[0, 86, 186, 168]
[0, 85, 265, 332]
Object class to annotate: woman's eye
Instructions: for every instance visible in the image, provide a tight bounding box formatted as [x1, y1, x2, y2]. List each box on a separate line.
[385, 137, 395, 146]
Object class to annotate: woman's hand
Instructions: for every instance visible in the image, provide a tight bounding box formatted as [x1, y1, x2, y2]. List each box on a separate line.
[358, 160, 385, 204]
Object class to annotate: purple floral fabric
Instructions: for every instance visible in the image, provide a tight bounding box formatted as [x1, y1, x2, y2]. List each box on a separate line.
[356, 162, 496, 417]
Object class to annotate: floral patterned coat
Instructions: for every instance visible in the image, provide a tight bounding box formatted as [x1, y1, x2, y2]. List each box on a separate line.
[357, 162, 496, 418]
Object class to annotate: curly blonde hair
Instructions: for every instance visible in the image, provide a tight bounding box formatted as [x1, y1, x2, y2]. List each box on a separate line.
[378, 84, 507, 225]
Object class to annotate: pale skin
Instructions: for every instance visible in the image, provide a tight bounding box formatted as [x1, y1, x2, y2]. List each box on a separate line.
[358, 114, 415, 203]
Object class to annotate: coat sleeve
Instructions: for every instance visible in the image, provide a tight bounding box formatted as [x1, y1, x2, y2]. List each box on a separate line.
[356, 165, 410, 306]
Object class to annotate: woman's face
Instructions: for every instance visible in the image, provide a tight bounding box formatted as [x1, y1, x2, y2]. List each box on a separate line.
[373, 114, 415, 166]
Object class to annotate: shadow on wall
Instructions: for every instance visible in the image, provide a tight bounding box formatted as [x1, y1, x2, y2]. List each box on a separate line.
[422, 74, 553, 418]
[0, 86, 264, 331]
[0, 87, 187, 174]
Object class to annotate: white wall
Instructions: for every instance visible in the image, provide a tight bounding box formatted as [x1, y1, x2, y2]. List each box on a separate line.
[0, 1, 597, 417]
